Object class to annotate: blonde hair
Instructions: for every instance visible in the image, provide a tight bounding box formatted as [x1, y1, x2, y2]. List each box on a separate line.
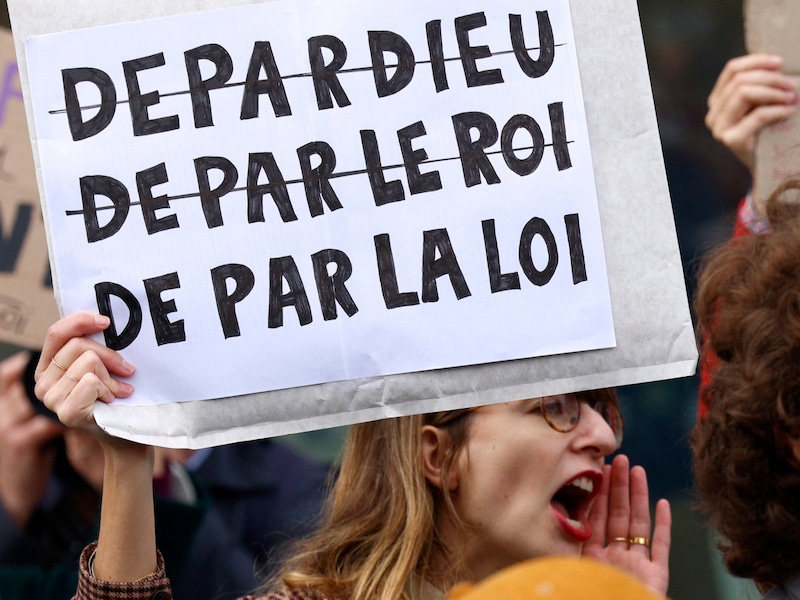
[267, 389, 616, 600]
[268, 411, 471, 600]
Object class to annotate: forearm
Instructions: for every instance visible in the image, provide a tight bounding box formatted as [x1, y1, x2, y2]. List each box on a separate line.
[94, 444, 157, 582]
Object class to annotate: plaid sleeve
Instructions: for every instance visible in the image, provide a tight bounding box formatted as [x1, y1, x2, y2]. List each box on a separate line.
[74, 542, 173, 600]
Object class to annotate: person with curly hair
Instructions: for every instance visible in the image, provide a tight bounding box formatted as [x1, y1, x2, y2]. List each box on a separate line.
[693, 187, 800, 597]
[32, 312, 670, 600]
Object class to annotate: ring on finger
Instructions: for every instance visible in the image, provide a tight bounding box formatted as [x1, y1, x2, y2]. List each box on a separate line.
[64, 372, 79, 384]
[51, 357, 67, 372]
[629, 537, 651, 548]
[607, 537, 629, 545]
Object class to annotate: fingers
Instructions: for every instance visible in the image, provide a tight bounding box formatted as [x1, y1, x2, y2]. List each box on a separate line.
[650, 499, 672, 570]
[33, 313, 135, 432]
[706, 53, 797, 170]
[626, 465, 653, 556]
[604, 454, 633, 545]
[601, 456, 655, 555]
[36, 313, 132, 382]
[586, 462, 612, 549]
[708, 54, 790, 108]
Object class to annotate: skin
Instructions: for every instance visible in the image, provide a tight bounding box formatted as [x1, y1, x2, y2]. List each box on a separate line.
[445, 399, 617, 576]
[421, 402, 670, 595]
[0, 352, 63, 527]
[34, 313, 155, 583]
[36, 312, 670, 594]
[705, 53, 797, 173]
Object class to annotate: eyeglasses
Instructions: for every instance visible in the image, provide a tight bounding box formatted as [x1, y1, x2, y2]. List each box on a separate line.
[431, 394, 624, 450]
[536, 394, 624, 450]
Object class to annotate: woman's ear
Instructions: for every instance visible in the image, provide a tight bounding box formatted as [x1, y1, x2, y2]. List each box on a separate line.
[421, 425, 459, 491]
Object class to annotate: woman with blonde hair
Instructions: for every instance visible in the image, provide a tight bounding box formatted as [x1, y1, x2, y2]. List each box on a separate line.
[34, 313, 670, 600]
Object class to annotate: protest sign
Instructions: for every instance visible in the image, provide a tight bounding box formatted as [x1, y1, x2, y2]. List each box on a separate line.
[8, 0, 697, 447]
[746, 0, 800, 209]
[0, 27, 58, 350]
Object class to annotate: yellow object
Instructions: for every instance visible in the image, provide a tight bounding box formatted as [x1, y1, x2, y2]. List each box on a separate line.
[447, 557, 664, 600]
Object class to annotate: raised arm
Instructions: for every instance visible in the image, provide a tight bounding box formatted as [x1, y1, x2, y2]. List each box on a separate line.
[34, 312, 158, 584]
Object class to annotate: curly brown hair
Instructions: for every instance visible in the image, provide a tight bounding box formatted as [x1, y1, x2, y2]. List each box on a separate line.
[693, 183, 800, 591]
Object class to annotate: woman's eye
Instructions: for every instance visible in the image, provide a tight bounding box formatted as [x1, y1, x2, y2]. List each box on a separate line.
[543, 401, 566, 415]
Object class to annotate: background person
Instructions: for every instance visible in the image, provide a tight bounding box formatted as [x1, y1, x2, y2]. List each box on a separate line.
[692, 186, 800, 598]
[0, 350, 329, 600]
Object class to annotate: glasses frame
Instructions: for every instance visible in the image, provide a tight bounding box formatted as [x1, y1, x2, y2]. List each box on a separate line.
[537, 395, 624, 450]
[431, 395, 624, 450]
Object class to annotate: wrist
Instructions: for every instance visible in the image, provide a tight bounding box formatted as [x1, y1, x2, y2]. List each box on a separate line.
[102, 443, 154, 480]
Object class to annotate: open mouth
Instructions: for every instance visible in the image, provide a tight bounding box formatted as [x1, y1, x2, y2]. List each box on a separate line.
[550, 472, 601, 542]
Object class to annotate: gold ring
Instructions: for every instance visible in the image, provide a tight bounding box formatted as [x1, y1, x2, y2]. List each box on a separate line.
[629, 537, 651, 548]
[64, 372, 78, 383]
[608, 537, 629, 544]
[51, 357, 67, 372]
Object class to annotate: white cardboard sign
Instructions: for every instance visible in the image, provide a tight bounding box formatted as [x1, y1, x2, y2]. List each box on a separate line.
[8, 0, 698, 448]
[23, 0, 614, 406]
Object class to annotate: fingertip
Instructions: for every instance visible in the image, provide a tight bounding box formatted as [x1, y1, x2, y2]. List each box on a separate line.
[612, 453, 630, 468]
[116, 381, 134, 397]
[119, 358, 135, 376]
[766, 54, 784, 67]
[95, 314, 110, 328]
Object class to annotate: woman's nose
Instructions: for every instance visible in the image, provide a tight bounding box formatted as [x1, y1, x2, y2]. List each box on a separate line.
[574, 403, 619, 456]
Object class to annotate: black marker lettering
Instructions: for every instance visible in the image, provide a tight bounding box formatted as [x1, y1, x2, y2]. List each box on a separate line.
[519, 217, 558, 286]
[211, 263, 255, 338]
[240, 41, 292, 119]
[247, 152, 297, 223]
[268, 256, 312, 328]
[62, 68, 117, 141]
[500, 114, 545, 176]
[482, 219, 520, 292]
[308, 35, 351, 110]
[137, 162, 179, 235]
[123, 53, 179, 136]
[361, 129, 405, 206]
[374, 233, 419, 309]
[80, 175, 130, 243]
[564, 213, 587, 284]
[194, 156, 238, 228]
[312, 249, 358, 320]
[510, 11, 555, 78]
[95, 281, 142, 350]
[398, 121, 442, 195]
[422, 228, 471, 302]
[455, 12, 504, 87]
[369, 30, 415, 98]
[144, 272, 184, 346]
[452, 111, 500, 187]
[297, 141, 342, 217]
[185, 44, 235, 128]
